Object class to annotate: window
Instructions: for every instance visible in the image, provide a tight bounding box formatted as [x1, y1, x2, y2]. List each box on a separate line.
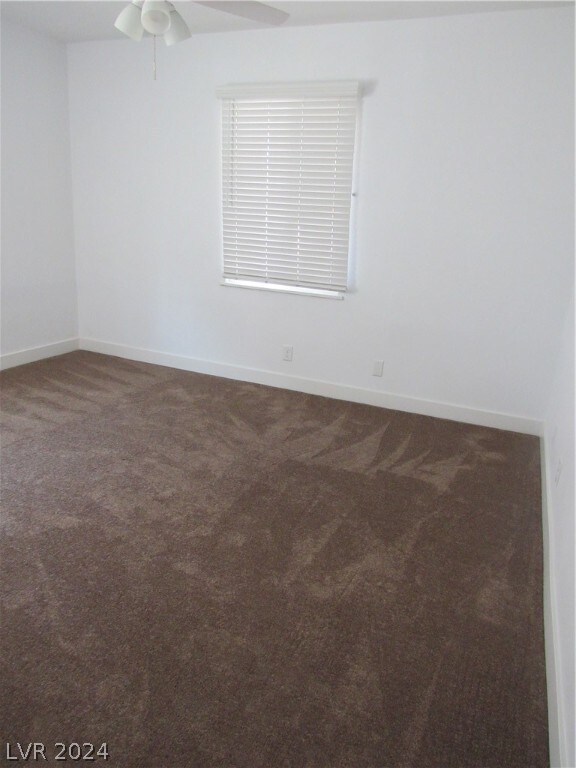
[217, 82, 360, 298]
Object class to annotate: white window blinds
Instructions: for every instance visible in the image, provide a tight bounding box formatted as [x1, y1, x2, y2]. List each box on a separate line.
[217, 82, 360, 295]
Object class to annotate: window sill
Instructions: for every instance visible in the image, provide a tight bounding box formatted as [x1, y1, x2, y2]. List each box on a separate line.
[221, 278, 345, 300]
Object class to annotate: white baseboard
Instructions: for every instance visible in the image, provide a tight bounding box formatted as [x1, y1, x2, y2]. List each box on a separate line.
[0, 338, 79, 371]
[541, 438, 568, 768]
[78, 338, 543, 436]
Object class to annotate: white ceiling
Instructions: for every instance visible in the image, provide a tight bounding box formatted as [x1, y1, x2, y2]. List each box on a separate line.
[1, 0, 571, 43]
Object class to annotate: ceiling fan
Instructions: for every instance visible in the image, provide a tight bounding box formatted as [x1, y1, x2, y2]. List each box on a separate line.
[114, 1, 289, 46]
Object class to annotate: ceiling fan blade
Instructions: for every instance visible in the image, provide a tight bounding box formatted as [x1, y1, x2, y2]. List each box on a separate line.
[195, 1, 289, 26]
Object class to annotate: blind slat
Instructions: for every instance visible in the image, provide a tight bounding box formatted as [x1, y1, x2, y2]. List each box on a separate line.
[225, 227, 351, 239]
[224, 258, 348, 269]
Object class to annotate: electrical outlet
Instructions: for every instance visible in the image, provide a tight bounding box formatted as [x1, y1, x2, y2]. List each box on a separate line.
[372, 359, 384, 377]
[554, 459, 563, 486]
[282, 345, 293, 362]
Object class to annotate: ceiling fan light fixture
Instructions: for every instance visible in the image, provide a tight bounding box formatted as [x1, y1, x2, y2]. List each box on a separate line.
[114, 1, 144, 41]
[164, 9, 191, 46]
[141, 1, 172, 35]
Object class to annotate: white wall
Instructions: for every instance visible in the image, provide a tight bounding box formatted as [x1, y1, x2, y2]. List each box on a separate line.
[1, 18, 78, 358]
[544, 290, 575, 768]
[68, 7, 573, 425]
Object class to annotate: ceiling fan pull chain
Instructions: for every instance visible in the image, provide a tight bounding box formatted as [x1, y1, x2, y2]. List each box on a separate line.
[153, 33, 157, 80]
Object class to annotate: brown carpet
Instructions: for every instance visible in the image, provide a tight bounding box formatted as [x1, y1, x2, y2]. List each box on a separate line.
[0, 351, 548, 768]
